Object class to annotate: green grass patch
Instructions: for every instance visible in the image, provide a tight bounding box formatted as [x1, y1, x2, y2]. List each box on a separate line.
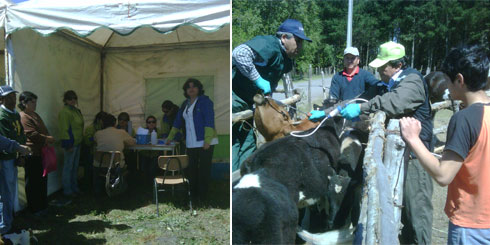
[13, 173, 229, 244]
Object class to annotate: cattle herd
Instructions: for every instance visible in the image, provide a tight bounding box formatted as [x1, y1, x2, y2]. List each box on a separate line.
[232, 71, 473, 244]
[233, 95, 363, 244]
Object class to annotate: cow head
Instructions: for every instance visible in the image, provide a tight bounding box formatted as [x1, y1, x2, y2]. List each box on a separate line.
[254, 94, 322, 142]
[254, 94, 295, 142]
[425, 71, 451, 103]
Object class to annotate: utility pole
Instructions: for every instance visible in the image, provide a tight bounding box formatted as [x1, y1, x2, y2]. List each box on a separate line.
[347, 0, 353, 47]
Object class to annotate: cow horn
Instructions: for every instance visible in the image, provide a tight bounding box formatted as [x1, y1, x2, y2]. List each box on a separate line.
[297, 226, 355, 245]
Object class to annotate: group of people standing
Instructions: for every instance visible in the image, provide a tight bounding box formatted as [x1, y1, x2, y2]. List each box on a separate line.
[232, 18, 489, 243]
[0, 77, 219, 238]
[0, 87, 54, 235]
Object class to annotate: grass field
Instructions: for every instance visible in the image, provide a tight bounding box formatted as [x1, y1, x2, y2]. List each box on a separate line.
[13, 172, 230, 244]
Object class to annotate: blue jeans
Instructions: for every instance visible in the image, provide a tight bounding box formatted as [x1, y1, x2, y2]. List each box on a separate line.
[62, 145, 81, 195]
[448, 221, 490, 244]
[0, 159, 17, 234]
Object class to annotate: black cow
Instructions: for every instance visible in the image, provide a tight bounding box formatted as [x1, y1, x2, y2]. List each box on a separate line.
[425, 71, 451, 104]
[233, 120, 359, 244]
[232, 168, 298, 244]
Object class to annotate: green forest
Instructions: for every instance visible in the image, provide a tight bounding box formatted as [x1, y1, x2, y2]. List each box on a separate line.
[232, 0, 489, 76]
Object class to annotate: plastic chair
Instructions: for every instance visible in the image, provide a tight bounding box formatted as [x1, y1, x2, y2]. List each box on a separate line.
[154, 155, 192, 216]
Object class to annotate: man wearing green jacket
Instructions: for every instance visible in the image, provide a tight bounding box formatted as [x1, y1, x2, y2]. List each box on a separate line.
[342, 42, 433, 244]
[0, 85, 26, 235]
[232, 19, 312, 171]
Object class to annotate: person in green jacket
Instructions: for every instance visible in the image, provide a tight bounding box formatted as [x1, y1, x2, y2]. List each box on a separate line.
[0, 85, 27, 235]
[231, 19, 312, 171]
[58, 90, 84, 198]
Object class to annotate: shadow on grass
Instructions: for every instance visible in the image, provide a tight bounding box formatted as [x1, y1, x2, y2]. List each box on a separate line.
[13, 169, 229, 244]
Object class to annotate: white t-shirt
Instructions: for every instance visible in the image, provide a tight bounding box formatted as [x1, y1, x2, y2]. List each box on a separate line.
[183, 98, 218, 148]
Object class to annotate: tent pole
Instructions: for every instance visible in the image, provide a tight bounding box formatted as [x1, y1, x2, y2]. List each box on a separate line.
[100, 51, 105, 111]
[4, 30, 8, 86]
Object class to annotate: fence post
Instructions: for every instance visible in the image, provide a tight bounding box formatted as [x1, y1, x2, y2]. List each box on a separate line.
[308, 64, 312, 111]
[321, 70, 327, 100]
[282, 73, 290, 99]
[381, 119, 406, 244]
[356, 111, 385, 244]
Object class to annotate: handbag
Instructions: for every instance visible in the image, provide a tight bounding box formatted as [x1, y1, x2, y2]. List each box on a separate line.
[41, 146, 57, 177]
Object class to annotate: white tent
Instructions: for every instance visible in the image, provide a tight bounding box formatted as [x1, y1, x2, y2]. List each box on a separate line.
[4, 0, 230, 197]
[0, 0, 13, 81]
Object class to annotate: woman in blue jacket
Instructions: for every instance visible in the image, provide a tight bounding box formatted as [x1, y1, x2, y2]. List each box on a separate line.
[167, 78, 218, 204]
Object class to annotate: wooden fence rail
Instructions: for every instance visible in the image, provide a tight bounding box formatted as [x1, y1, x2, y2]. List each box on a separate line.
[356, 111, 406, 244]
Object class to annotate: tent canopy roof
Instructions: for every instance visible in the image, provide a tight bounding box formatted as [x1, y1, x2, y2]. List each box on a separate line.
[6, 0, 230, 48]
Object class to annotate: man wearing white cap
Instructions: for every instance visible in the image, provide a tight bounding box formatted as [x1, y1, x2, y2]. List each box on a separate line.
[327, 46, 380, 102]
[232, 19, 312, 171]
[342, 41, 433, 244]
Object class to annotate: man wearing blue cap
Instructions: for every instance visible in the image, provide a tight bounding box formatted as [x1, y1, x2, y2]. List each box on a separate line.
[232, 19, 312, 171]
[0, 85, 27, 235]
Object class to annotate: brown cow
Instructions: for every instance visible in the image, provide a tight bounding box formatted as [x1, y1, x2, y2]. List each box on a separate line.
[253, 93, 319, 142]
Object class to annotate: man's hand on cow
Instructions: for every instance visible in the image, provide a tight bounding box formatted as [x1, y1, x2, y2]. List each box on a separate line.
[399, 117, 422, 143]
[308, 110, 326, 121]
[254, 77, 271, 95]
[340, 103, 361, 119]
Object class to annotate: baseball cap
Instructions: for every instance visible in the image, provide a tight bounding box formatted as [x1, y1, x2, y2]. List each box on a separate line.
[0, 85, 18, 97]
[278, 19, 312, 42]
[369, 41, 406, 68]
[344, 47, 359, 56]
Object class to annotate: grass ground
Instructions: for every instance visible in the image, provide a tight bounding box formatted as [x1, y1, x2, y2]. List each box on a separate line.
[13, 172, 230, 244]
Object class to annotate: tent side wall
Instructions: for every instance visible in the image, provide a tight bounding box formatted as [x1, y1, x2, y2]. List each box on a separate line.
[11, 29, 101, 202]
[0, 52, 4, 84]
[103, 44, 230, 160]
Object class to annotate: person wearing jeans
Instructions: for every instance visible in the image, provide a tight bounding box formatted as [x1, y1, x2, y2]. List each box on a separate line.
[0, 85, 27, 234]
[0, 134, 30, 234]
[58, 90, 84, 198]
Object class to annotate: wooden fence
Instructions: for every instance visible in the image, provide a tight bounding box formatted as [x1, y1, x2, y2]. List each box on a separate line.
[356, 111, 406, 244]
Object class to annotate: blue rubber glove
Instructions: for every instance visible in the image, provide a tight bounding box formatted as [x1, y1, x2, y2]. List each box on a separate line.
[254, 77, 271, 95]
[308, 110, 326, 121]
[340, 103, 361, 120]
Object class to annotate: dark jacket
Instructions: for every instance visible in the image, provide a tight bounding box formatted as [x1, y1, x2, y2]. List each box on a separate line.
[0, 107, 26, 160]
[329, 68, 381, 101]
[232, 35, 293, 106]
[361, 68, 433, 145]
[0, 135, 21, 154]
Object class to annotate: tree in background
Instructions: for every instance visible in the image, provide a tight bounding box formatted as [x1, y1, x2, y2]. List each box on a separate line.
[232, 0, 489, 78]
